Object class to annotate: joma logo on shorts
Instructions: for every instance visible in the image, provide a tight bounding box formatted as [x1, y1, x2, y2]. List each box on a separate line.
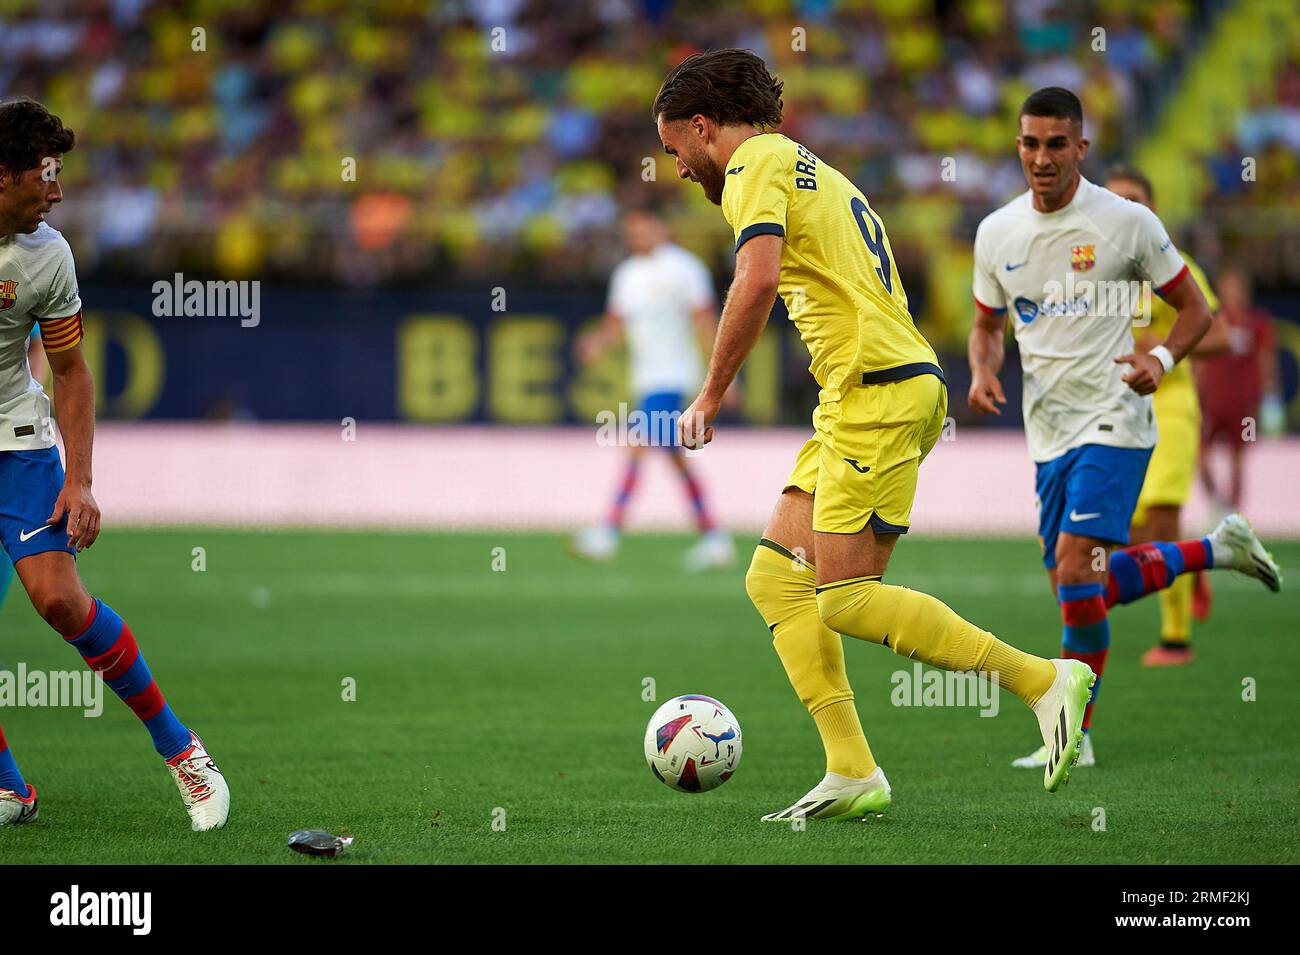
[843, 458, 871, 473]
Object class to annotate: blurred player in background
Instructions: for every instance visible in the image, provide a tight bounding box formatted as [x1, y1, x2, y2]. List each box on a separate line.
[1104, 165, 1230, 666]
[0, 99, 227, 831]
[969, 89, 1281, 771]
[660, 50, 1100, 818]
[570, 206, 735, 571]
[1197, 265, 1284, 515]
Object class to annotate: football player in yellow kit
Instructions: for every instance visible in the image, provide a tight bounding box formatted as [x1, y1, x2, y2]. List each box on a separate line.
[1104, 165, 1230, 666]
[652, 50, 1096, 819]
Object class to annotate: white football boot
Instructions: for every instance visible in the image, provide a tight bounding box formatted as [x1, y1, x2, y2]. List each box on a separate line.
[1022, 659, 1094, 792]
[0, 784, 38, 826]
[761, 768, 892, 822]
[568, 525, 619, 563]
[683, 530, 736, 572]
[1012, 732, 1095, 770]
[1208, 513, 1282, 592]
[166, 732, 229, 831]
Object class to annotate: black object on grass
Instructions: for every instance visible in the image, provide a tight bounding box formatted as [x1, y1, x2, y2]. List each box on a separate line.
[287, 829, 354, 857]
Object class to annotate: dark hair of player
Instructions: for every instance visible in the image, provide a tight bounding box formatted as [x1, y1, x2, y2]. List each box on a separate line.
[1019, 87, 1084, 127]
[0, 98, 76, 180]
[1105, 163, 1155, 205]
[652, 49, 784, 130]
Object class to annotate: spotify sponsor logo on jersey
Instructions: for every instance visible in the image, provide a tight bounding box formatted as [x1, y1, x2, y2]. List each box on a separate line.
[1020, 273, 1154, 324]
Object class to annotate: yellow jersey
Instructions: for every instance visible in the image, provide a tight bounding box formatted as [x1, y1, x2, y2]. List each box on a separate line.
[1144, 252, 1219, 399]
[720, 133, 938, 396]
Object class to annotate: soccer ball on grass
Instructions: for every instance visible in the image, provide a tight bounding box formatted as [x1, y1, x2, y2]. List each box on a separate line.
[643, 695, 742, 792]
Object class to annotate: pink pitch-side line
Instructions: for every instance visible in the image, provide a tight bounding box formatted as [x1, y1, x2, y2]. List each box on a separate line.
[83, 423, 1300, 535]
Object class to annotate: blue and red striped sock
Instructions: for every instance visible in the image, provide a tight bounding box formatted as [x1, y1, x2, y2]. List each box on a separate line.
[1060, 581, 1110, 733]
[1106, 539, 1213, 607]
[64, 599, 192, 760]
[0, 723, 29, 797]
[668, 449, 716, 533]
[606, 456, 641, 530]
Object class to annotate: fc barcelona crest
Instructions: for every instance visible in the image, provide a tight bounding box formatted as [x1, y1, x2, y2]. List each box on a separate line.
[1070, 245, 1096, 272]
[0, 279, 17, 311]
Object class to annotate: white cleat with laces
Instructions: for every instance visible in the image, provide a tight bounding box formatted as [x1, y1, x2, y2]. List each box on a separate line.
[166, 732, 229, 832]
[1024, 659, 1094, 793]
[761, 768, 892, 822]
[0, 784, 38, 827]
[1209, 513, 1282, 592]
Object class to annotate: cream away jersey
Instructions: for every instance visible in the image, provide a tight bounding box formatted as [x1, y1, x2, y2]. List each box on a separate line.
[973, 176, 1189, 463]
[0, 222, 84, 451]
[720, 133, 938, 398]
[607, 242, 714, 397]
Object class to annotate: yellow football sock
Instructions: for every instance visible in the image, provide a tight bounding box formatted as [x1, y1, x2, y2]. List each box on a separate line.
[745, 541, 877, 778]
[1159, 573, 1192, 645]
[811, 700, 876, 777]
[816, 576, 1057, 708]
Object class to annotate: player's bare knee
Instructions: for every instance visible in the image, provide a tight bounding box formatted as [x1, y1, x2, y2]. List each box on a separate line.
[762, 489, 815, 562]
[1054, 543, 1101, 586]
[29, 589, 76, 632]
[26, 581, 90, 635]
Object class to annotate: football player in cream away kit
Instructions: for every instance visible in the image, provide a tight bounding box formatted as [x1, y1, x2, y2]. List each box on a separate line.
[0, 99, 228, 830]
[967, 88, 1281, 769]
[571, 206, 734, 571]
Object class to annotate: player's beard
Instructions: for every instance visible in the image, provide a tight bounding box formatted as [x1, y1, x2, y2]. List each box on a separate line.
[685, 144, 726, 206]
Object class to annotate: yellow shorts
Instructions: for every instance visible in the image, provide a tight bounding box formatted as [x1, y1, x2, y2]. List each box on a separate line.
[1133, 383, 1200, 523]
[785, 373, 948, 534]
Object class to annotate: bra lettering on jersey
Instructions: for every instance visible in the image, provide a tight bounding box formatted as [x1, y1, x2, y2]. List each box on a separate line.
[794, 144, 818, 192]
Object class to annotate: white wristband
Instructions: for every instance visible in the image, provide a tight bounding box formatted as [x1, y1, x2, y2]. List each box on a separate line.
[1149, 345, 1175, 374]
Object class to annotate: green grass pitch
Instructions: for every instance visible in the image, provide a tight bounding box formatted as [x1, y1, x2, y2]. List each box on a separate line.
[0, 528, 1295, 864]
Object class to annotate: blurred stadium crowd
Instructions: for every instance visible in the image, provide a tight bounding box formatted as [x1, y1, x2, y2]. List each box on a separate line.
[1, 0, 1297, 349]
